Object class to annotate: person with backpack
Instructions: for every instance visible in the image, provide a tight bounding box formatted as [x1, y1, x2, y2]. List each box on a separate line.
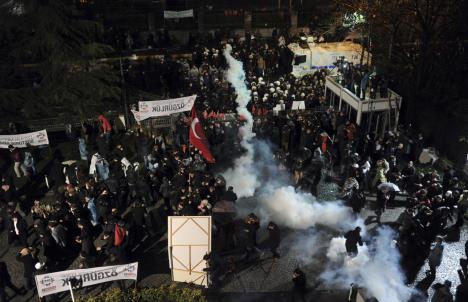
[89, 151, 110, 181]
[113, 220, 129, 254]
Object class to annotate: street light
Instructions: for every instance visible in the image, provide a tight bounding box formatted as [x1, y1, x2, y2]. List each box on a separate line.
[119, 55, 130, 129]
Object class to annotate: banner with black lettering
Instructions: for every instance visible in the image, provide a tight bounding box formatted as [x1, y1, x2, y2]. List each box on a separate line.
[0, 130, 49, 148]
[137, 95, 196, 121]
[164, 9, 194, 19]
[35, 262, 138, 298]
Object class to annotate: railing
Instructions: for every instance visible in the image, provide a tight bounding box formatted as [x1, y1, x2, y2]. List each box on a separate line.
[0, 113, 121, 134]
[327, 75, 402, 106]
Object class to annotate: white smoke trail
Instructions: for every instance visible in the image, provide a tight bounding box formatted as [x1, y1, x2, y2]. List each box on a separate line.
[222, 44, 259, 198]
[322, 227, 414, 302]
[221, 45, 412, 301]
[257, 186, 356, 230]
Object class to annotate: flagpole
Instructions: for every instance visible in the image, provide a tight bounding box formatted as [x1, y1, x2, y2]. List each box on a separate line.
[188, 111, 193, 187]
[69, 282, 76, 302]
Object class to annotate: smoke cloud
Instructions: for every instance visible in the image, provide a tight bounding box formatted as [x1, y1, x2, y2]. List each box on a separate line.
[322, 227, 414, 302]
[233, 140, 361, 231]
[257, 186, 355, 230]
[221, 46, 412, 302]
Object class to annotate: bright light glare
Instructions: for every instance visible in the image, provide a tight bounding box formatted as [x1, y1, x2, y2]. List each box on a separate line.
[343, 12, 366, 28]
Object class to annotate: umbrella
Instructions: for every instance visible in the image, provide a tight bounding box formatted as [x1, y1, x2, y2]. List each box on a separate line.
[378, 182, 400, 192]
[212, 200, 236, 213]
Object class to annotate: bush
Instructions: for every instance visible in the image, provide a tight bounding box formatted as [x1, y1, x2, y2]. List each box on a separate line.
[78, 284, 206, 302]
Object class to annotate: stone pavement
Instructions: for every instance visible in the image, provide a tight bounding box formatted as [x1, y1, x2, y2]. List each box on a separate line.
[411, 225, 468, 299]
[216, 198, 408, 301]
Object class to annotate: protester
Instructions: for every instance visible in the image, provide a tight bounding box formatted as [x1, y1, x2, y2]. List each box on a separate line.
[15, 247, 37, 291]
[427, 237, 445, 277]
[0, 30, 465, 302]
[431, 280, 453, 302]
[0, 261, 22, 302]
[345, 227, 363, 257]
[292, 268, 307, 302]
[9, 145, 23, 178]
[7, 213, 28, 247]
[267, 221, 281, 259]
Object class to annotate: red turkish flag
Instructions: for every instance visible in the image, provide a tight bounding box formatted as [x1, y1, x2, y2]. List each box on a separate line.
[189, 108, 215, 163]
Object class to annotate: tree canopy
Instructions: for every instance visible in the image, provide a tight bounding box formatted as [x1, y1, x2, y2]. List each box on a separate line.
[0, 0, 120, 120]
[333, 0, 468, 159]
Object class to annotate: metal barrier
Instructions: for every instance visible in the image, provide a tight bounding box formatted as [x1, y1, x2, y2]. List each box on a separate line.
[0, 114, 121, 133]
[141, 116, 174, 129]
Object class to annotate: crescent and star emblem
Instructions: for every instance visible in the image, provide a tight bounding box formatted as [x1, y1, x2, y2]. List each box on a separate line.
[191, 117, 202, 139]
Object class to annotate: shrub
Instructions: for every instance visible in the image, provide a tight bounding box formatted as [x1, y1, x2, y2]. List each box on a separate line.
[78, 283, 206, 302]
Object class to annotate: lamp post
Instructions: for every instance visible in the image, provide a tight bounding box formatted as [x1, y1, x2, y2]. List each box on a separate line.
[119, 54, 130, 128]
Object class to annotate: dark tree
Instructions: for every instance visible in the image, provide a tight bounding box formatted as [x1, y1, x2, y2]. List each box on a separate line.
[0, 0, 120, 120]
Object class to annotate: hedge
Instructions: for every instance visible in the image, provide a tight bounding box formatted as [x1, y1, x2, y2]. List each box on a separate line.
[78, 284, 207, 302]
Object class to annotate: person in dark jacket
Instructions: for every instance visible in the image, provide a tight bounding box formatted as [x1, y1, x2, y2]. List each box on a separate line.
[9, 145, 23, 178]
[456, 264, 468, 302]
[427, 237, 444, 276]
[0, 178, 17, 205]
[39, 232, 62, 269]
[7, 213, 28, 247]
[129, 200, 147, 229]
[432, 280, 453, 302]
[128, 200, 154, 239]
[15, 248, 37, 290]
[0, 261, 22, 302]
[159, 177, 172, 213]
[345, 226, 363, 257]
[267, 222, 281, 259]
[48, 159, 65, 194]
[241, 213, 262, 262]
[221, 186, 238, 203]
[292, 268, 307, 302]
[76, 221, 96, 263]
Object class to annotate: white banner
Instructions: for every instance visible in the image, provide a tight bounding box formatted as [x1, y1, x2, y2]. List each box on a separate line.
[138, 95, 196, 121]
[35, 262, 138, 298]
[0, 130, 49, 148]
[164, 9, 194, 19]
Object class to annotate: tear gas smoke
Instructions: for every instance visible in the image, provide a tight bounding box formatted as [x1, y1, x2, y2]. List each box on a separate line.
[222, 46, 412, 302]
[235, 140, 361, 231]
[222, 46, 357, 231]
[285, 229, 329, 266]
[257, 186, 356, 230]
[222, 44, 258, 198]
[323, 227, 413, 302]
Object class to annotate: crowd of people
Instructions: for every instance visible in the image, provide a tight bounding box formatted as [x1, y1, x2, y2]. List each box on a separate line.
[0, 31, 467, 302]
